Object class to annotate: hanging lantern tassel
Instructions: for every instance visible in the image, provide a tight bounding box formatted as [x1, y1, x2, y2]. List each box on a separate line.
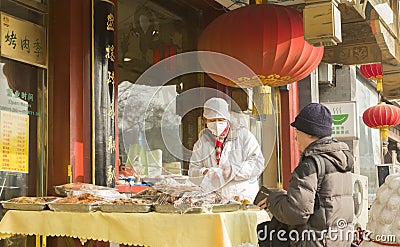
[376, 75, 383, 92]
[380, 126, 389, 140]
[379, 126, 389, 156]
[252, 85, 272, 118]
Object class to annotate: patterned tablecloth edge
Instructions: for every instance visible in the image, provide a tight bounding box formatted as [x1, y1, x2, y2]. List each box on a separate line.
[0, 232, 158, 246]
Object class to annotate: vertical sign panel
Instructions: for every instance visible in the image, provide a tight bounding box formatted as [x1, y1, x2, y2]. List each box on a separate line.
[92, 0, 116, 186]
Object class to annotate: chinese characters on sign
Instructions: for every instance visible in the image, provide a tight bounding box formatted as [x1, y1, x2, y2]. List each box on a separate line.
[1, 12, 47, 68]
[0, 111, 29, 173]
[107, 136, 115, 153]
[105, 44, 115, 62]
[93, 0, 116, 186]
[0, 88, 39, 117]
[7, 88, 34, 101]
[106, 13, 114, 31]
[108, 99, 115, 119]
[107, 71, 115, 85]
[105, 7, 116, 186]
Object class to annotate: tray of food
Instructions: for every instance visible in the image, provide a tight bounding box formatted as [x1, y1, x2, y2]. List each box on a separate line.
[54, 183, 117, 196]
[142, 175, 188, 185]
[99, 198, 153, 213]
[211, 201, 242, 213]
[133, 187, 161, 200]
[48, 202, 98, 212]
[153, 204, 209, 214]
[48, 193, 104, 212]
[2, 197, 58, 211]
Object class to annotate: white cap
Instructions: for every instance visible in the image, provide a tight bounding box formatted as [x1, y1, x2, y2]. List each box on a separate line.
[203, 98, 231, 120]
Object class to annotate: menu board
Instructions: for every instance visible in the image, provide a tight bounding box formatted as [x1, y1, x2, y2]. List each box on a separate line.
[0, 111, 29, 173]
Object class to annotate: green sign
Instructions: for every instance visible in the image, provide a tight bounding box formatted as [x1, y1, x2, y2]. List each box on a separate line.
[323, 102, 358, 140]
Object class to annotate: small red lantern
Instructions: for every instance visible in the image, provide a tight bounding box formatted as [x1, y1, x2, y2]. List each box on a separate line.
[362, 103, 400, 140]
[360, 63, 384, 92]
[198, 4, 324, 88]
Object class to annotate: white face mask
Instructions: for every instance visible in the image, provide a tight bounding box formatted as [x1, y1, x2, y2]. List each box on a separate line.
[207, 121, 228, 136]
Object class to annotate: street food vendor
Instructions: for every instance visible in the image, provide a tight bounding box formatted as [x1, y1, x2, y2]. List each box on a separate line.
[189, 97, 265, 201]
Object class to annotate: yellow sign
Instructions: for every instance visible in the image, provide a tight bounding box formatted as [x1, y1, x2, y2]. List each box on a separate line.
[1, 12, 46, 68]
[0, 111, 29, 173]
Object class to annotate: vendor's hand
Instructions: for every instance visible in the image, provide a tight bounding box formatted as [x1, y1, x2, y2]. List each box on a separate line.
[204, 168, 224, 188]
[222, 165, 232, 180]
[257, 197, 269, 210]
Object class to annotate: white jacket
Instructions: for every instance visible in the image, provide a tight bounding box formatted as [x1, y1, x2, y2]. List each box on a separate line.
[189, 116, 265, 201]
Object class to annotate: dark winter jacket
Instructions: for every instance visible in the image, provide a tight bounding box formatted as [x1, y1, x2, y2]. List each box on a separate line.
[267, 137, 354, 247]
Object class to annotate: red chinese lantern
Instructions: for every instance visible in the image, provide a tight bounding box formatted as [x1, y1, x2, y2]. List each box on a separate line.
[360, 63, 384, 92]
[362, 102, 400, 141]
[198, 4, 324, 88]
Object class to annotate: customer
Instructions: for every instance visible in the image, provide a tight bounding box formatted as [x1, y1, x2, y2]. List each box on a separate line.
[257, 102, 354, 247]
[189, 97, 265, 201]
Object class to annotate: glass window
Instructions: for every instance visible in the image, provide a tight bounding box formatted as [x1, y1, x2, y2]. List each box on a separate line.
[356, 74, 380, 199]
[0, 57, 46, 197]
[118, 0, 188, 176]
[0, 57, 46, 247]
[0, 1, 46, 244]
[118, 82, 182, 174]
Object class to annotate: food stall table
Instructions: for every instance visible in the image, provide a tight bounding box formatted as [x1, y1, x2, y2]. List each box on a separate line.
[0, 210, 259, 247]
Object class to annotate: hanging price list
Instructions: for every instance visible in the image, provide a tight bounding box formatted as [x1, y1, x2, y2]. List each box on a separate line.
[0, 111, 29, 173]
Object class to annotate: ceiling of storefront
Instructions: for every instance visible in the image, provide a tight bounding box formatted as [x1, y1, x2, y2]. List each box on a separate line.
[117, 0, 400, 100]
[117, 0, 225, 83]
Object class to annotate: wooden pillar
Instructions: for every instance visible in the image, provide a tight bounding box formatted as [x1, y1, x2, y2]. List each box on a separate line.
[70, 0, 92, 183]
[280, 82, 300, 189]
[48, 0, 71, 193]
[48, 1, 92, 246]
[48, 0, 92, 195]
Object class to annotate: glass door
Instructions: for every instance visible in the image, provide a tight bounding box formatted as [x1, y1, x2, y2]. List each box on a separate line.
[0, 0, 47, 245]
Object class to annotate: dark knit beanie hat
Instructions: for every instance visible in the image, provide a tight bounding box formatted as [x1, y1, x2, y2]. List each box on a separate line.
[291, 103, 332, 137]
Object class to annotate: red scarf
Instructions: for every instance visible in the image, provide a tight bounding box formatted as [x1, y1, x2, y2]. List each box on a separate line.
[215, 121, 230, 166]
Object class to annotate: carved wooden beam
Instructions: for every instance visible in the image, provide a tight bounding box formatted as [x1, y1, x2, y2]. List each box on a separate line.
[322, 42, 381, 64]
[322, 21, 381, 64]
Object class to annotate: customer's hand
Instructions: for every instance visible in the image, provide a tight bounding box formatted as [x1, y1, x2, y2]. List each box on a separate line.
[257, 197, 269, 210]
[272, 188, 287, 194]
[256, 188, 286, 210]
